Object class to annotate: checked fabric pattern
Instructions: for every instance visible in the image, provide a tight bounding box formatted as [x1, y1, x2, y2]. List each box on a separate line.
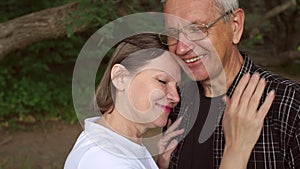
[169, 52, 300, 169]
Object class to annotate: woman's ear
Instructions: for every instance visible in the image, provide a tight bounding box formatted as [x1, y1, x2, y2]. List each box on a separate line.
[231, 8, 245, 44]
[111, 64, 129, 91]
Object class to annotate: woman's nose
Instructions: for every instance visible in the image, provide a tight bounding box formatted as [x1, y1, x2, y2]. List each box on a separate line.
[167, 86, 180, 105]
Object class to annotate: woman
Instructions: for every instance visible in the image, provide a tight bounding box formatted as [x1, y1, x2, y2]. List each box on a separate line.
[64, 33, 275, 169]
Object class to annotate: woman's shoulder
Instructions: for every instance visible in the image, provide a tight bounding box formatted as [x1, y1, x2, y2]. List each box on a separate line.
[64, 144, 133, 169]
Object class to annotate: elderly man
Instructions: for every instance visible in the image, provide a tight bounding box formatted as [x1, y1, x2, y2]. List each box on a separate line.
[159, 0, 300, 169]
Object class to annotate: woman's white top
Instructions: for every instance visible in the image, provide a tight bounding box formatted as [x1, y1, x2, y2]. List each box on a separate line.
[64, 117, 159, 169]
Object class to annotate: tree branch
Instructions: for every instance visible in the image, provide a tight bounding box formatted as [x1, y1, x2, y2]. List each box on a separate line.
[0, 2, 90, 60]
[244, 0, 297, 38]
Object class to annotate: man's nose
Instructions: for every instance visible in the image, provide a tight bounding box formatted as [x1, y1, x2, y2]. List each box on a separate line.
[175, 33, 195, 56]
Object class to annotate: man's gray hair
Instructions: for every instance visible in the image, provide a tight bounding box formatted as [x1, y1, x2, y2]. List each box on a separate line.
[162, 0, 239, 13]
[215, 0, 239, 14]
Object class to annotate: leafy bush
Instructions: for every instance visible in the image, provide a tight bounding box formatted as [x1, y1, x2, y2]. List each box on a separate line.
[0, 36, 84, 125]
[0, 0, 164, 128]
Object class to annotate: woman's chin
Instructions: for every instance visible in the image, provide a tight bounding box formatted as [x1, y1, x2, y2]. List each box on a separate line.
[153, 118, 168, 128]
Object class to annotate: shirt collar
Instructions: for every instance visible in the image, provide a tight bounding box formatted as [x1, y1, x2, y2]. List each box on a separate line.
[226, 51, 254, 97]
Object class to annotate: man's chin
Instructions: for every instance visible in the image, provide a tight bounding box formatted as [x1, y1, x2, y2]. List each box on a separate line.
[190, 72, 209, 82]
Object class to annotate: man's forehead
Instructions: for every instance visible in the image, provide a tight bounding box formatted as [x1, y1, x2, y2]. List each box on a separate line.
[164, 0, 214, 14]
[164, 0, 191, 12]
[164, 0, 215, 26]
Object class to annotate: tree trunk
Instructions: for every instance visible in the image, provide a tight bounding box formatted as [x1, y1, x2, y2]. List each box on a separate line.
[0, 2, 90, 60]
[283, 10, 300, 51]
[245, 0, 297, 37]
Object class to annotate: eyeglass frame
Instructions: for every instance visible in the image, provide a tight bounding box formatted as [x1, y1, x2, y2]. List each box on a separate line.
[159, 10, 233, 46]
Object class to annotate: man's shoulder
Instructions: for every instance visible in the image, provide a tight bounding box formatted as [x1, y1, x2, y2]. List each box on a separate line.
[242, 53, 299, 92]
[254, 66, 300, 120]
[252, 64, 300, 93]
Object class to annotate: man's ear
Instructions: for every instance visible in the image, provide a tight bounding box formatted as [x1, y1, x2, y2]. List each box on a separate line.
[231, 8, 245, 44]
[111, 64, 129, 91]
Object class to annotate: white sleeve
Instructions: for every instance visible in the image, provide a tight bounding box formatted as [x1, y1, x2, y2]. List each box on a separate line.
[77, 147, 138, 169]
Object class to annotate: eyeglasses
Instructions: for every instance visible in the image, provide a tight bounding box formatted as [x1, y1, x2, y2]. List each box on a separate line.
[159, 11, 233, 46]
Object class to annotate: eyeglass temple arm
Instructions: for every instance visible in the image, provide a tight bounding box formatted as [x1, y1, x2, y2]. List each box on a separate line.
[206, 10, 234, 28]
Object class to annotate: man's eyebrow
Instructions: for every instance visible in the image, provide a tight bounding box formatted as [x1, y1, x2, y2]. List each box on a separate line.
[165, 22, 203, 29]
[193, 21, 204, 25]
[193, 19, 209, 25]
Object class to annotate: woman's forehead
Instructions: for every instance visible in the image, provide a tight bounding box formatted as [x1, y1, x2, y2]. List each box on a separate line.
[139, 52, 181, 82]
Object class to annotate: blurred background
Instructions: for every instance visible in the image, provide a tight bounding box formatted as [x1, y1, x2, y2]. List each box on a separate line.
[0, 0, 299, 168]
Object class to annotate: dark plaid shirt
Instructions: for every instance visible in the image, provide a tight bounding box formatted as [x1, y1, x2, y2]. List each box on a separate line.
[169, 52, 300, 169]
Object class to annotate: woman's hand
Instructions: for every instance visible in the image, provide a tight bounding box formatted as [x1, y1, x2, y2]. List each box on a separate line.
[157, 117, 184, 169]
[220, 73, 275, 169]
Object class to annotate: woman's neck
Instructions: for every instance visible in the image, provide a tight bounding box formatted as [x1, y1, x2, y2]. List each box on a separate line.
[98, 110, 148, 145]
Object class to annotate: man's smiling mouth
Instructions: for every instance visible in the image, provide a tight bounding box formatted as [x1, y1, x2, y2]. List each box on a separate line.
[184, 55, 205, 63]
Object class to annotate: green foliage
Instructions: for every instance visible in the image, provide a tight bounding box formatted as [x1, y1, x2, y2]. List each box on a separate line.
[243, 13, 269, 46]
[0, 1, 80, 126]
[126, 0, 164, 12]
[1, 0, 298, 128]
[281, 62, 300, 76]
[0, 0, 65, 22]
[0, 36, 84, 125]
[65, 0, 123, 37]
[65, 0, 163, 37]
[0, 0, 164, 128]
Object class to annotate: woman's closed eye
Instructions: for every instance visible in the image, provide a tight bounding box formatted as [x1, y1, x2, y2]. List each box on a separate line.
[158, 79, 167, 84]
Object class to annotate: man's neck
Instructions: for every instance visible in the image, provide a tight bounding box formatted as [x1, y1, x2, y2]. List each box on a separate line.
[201, 51, 244, 97]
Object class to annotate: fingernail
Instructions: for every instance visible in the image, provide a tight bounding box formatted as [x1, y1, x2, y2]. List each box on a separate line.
[169, 140, 178, 148]
[244, 72, 250, 78]
[253, 72, 260, 78]
[222, 96, 227, 102]
[260, 77, 265, 83]
[269, 89, 276, 95]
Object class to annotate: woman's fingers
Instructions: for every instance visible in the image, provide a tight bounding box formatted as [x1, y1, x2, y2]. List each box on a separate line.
[229, 73, 250, 108]
[158, 116, 184, 153]
[157, 140, 179, 169]
[257, 90, 275, 120]
[159, 129, 183, 153]
[165, 116, 183, 135]
[239, 73, 260, 110]
[165, 140, 179, 154]
[226, 73, 270, 118]
[160, 129, 184, 143]
[222, 72, 276, 148]
[247, 78, 266, 113]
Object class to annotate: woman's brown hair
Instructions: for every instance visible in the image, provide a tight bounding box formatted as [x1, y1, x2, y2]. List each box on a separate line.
[95, 33, 168, 114]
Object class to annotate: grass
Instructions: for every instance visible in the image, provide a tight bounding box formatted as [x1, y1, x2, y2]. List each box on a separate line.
[0, 156, 33, 169]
